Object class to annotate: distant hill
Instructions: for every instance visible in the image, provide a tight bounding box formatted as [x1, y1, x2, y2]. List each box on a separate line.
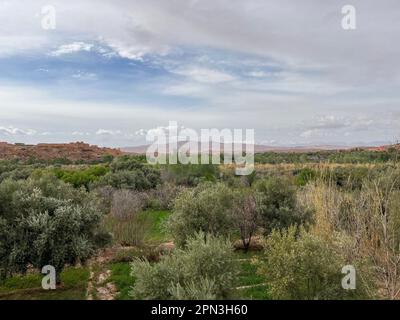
[1, 141, 396, 163]
[366, 143, 400, 152]
[121, 142, 354, 154]
[0, 142, 122, 162]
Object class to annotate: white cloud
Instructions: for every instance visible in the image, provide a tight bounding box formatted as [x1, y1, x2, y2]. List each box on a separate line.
[0, 126, 36, 136]
[72, 131, 90, 136]
[72, 71, 97, 80]
[247, 71, 268, 78]
[0, 1, 399, 146]
[96, 129, 123, 136]
[50, 42, 94, 56]
[171, 66, 235, 84]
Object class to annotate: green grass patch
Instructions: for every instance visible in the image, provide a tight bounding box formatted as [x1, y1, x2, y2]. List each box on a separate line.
[0, 267, 90, 300]
[142, 210, 170, 243]
[103, 210, 171, 247]
[234, 251, 270, 300]
[109, 262, 135, 300]
[237, 260, 264, 287]
[240, 284, 270, 300]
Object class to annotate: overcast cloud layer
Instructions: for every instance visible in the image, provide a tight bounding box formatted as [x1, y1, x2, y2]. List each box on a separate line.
[0, 0, 399, 147]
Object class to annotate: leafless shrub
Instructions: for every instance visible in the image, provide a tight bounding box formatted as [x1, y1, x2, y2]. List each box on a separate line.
[148, 183, 185, 210]
[110, 189, 149, 219]
[232, 190, 260, 253]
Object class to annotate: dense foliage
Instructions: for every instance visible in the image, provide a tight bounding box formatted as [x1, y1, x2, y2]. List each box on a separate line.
[167, 183, 235, 247]
[254, 177, 312, 234]
[130, 232, 238, 299]
[0, 173, 109, 280]
[258, 227, 371, 299]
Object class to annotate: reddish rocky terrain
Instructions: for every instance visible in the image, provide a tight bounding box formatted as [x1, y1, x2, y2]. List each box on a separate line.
[366, 144, 400, 152]
[0, 142, 122, 162]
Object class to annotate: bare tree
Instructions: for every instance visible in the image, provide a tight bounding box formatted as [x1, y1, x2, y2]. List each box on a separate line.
[233, 190, 259, 253]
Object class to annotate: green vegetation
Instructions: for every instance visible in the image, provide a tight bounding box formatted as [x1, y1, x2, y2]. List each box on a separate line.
[166, 183, 235, 247]
[1, 149, 400, 300]
[102, 210, 170, 246]
[109, 263, 134, 300]
[255, 148, 399, 164]
[0, 267, 89, 300]
[131, 232, 238, 300]
[54, 165, 109, 189]
[254, 176, 313, 234]
[257, 227, 370, 299]
[0, 172, 109, 280]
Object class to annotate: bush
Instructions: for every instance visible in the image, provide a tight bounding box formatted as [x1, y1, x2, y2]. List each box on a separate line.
[110, 155, 147, 172]
[166, 182, 235, 247]
[294, 168, 316, 186]
[147, 183, 185, 210]
[54, 165, 109, 189]
[254, 177, 312, 234]
[0, 173, 109, 280]
[102, 189, 152, 246]
[95, 169, 160, 191]
[163, 164, 219, 186]
[130, 232, 238, 300]
[111, 190, 149, 219]
[258, 227, 371, 300]
[103, 215, 151, 247]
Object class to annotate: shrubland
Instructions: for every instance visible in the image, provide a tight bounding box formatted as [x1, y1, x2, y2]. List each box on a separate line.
[1, 151, 400, 300]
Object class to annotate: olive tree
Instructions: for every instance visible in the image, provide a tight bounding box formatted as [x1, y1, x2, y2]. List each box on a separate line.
[254, 177, 312, 234]
[166, 182, 235, 247]
[0, 173, 109, 281]
[131, 232, 238, 299]
[258, 227, 372, 300]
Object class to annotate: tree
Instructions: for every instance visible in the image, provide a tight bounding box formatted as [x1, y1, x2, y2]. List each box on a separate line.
[95, 169, 160, 190]
[258, 227, 371, 300]
[232, 189, 260, 252]
[0, 173, 109, 281]
[254, 177, 312, 234]
[166, 182, 235, 247]
[131, 232, 238, 299]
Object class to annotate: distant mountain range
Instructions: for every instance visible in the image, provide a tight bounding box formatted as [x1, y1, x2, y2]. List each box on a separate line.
[0, 141, 398, 162]
[121, 142, 356, 154]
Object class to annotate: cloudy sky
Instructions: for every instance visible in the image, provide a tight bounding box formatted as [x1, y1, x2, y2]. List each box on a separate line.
[0, 0, 399, 147]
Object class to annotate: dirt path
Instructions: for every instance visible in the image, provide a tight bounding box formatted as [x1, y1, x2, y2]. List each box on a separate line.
[87, 269, 118, 300]
[86, 247, 121, 300]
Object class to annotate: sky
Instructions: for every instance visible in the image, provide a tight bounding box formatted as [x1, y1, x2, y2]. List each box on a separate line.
[0, 0, 399, 147]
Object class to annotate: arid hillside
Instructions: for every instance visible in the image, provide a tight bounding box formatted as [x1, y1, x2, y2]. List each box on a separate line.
[366, 143, 400, 152]
[0, 142, 122, 162]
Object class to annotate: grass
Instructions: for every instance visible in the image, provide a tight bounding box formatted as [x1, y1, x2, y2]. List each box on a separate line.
[0, 267, 90, 300]
[235, 251, 270, 300]
[108, 262, 135, 300]
[240, 284, 270, 300]
[238, 259, 264, 287]
[103, 209, 171, 247]
[142, 210, 170, 243]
